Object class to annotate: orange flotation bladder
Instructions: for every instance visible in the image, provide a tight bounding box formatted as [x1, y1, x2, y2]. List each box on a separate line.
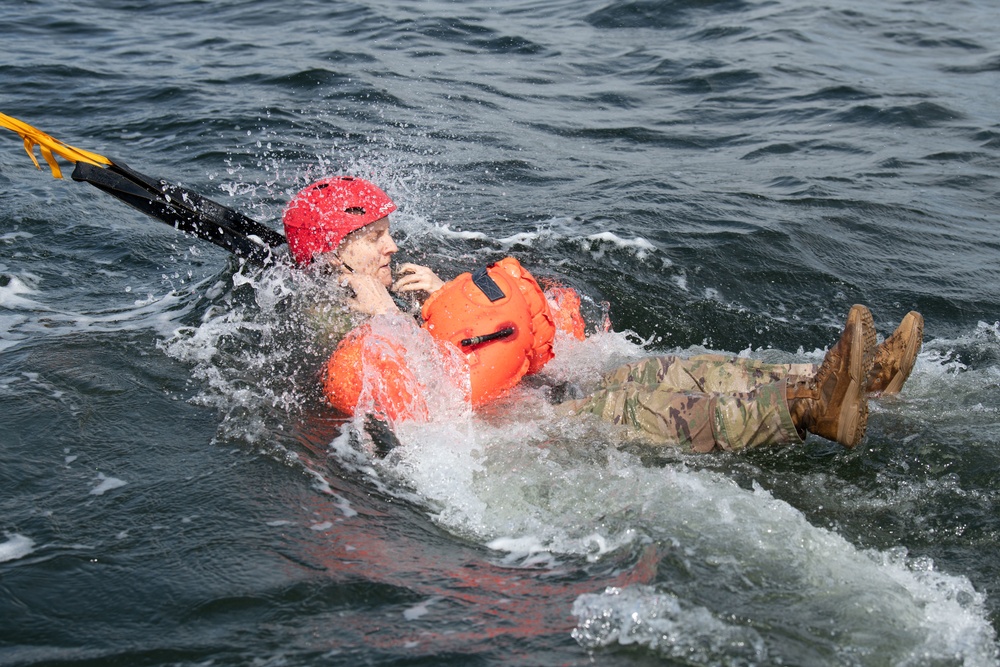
[323, 323, 431, 423]
[324, 258, 584, 422]
[545, 285, 587, 342]
[421, 257, 556, 405]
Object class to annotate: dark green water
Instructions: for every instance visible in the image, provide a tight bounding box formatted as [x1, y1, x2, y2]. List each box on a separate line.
[2, 0, 1000, 664]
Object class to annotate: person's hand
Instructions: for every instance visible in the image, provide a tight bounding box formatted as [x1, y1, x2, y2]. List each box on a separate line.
[392, 263, 445, 296]
[341, 272, 398, 315]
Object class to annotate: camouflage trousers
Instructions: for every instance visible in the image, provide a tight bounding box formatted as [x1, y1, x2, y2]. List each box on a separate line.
[556, 354, 818, 453]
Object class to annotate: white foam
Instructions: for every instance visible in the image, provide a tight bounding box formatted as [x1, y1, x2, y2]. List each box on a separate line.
[430, 223, 491, 241]
[572, 586, 767, 665]
[562, 473, 997, 664]
[0, 231, 33, 243]
[0, 533, 35, 563]
[572, 544, 998, 664]
[485, 535, 550, 557]
[872, 547, 999, 665]
[497, 230, 541, 246]
[0, 274, 206, 353]
[90, 473, 127, 496]
[402, 595, 444, 620]
[585, 231, 656, 253]
[0, 273, 46, 311]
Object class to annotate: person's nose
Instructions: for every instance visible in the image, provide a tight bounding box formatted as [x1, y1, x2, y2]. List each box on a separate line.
[384, 234, 398, 255]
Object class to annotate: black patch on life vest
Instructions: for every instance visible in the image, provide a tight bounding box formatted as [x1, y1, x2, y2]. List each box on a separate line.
[472, 265, 506, 302]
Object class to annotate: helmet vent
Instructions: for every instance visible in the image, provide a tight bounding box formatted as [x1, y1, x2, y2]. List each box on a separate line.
[344, 206, 366, 215]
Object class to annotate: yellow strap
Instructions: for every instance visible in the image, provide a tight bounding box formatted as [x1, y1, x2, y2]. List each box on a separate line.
[0, 112, 111, 179]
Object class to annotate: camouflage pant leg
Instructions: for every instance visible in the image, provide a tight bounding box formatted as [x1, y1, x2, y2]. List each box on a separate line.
[600, 355, 818, 394]
[556, 376, 802, 453]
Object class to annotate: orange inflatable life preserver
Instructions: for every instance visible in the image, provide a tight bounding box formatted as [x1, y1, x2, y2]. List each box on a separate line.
[323, 257, 584, 423]
[545, 286, 587, 342]
[323, 323, 431, 423]
[420, 257, 555, 405]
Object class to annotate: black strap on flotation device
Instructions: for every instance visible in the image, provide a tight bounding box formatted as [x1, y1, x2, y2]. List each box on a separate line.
[471, 264, 506, 302]
[71, 160, 286, 266]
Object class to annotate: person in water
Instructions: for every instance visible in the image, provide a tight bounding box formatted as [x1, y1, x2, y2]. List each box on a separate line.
[282, 176, 924, 453]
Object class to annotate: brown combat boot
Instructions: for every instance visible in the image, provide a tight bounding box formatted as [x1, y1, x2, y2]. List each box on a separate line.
[786, 305, 877, 448]
[867, 311, 923, 395]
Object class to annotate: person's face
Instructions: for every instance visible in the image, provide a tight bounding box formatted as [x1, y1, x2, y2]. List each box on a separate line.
[335, 217, 398, 287]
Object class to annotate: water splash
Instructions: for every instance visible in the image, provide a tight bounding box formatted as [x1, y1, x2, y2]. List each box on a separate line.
[572, 585, 768, 666]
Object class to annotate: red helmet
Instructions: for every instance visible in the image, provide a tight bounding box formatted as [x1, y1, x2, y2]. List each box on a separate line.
[282, 176, 397, 265]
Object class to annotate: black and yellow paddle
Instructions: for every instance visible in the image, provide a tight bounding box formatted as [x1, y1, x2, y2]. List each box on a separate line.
[0, 112, 285, 265]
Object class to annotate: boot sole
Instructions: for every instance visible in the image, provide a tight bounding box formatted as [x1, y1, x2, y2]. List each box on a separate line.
[838, 305, 877, 447]
[880, 311, 924, 395]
